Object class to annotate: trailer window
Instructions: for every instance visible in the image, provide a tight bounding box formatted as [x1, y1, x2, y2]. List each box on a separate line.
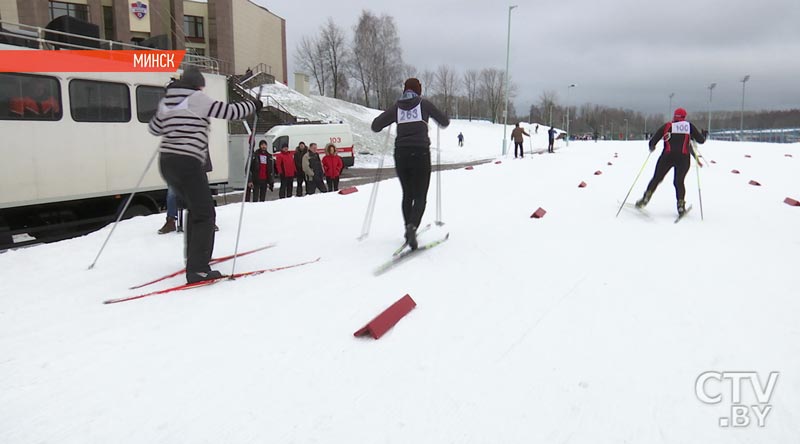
[0, 73, 62, 121]
[272, 135, 288, 153]
[69, 79, 131, 122]
[136, 85, 165, 123]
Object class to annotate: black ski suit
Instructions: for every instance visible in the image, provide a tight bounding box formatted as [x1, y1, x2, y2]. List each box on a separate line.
[644, 119, 706, 201]
[371, 92, 449, 229]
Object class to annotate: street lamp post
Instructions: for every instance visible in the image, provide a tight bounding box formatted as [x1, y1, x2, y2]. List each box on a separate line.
[668, 92, 675, 118]
[566, 83, 576, 146]
[707, 82, 716, 140]
[740, 75, 750, 141]
[501, 5, 518, 156]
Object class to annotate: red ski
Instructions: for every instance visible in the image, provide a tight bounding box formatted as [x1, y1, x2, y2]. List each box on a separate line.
[128, 243, 277, 289]
[106, 257, 320, 305]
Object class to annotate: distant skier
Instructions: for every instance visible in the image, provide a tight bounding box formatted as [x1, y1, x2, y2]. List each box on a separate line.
[371, 77, 450, 250]
[148, 67, 259, 283]
[457, 132, 464, 147]
[511, 123, 529, 158]
[635, 107, 706, 216]
[547, 126, 556, 153]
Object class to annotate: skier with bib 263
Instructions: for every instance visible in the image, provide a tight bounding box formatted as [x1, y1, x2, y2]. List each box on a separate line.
[635, 107, 706, 216]
[371, 78, 450, 250]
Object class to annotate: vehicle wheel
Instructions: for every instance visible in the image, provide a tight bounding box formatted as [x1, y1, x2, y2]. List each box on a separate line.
[124, 204, 154, 219]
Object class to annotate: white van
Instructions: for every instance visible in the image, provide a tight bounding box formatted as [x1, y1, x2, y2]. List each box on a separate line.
[263, 123, 354, 167]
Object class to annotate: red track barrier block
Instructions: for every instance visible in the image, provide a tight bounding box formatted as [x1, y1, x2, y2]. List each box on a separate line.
[354, 294, 416, 340]
[784, 197, 800, 206]
[338, 186, 358, 195]
[465, 166, 474, 170]
[607, 162, 613, 166]
[530, 207, 547, 218]
[731, 169, 740, 174]
[578, 181, 587, 188]
[786, 154, 793, 158]
[745, 154, 752, 158]
[749, 180, 761, 186]
[614, 153, 618, 158]
[710, 160, 717, 164]
[594, 170, 602, 175]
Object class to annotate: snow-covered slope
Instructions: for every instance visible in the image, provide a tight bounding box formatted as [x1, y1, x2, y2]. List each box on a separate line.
[1, 137, 799, 443]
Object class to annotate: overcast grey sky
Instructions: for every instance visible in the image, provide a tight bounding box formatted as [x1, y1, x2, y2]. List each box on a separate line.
[260, 0, 799, 117]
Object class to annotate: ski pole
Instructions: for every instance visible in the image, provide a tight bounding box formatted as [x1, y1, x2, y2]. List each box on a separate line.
[358, 127, 392, 240]
[435, 124, 444, 226]
[615, 150, 653, 217]
[88, 145, 160, 269]
[230, 85, 264, 277]
[696, 154, 705, 221]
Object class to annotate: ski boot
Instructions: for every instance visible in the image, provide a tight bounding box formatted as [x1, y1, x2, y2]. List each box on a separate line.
[158, 216, 176, 234]
[635, 190, 653, 209]
[405, 224, 418, 250]
[187, 270, 223, 284]
[677, 199, 686, 216]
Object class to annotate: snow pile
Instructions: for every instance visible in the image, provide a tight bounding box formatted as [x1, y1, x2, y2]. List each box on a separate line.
[1, 138, 798, 443]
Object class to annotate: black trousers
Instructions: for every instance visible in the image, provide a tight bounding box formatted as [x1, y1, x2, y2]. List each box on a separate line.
[250, 180, 269, 202]
[159, 154, 215, 276]
[514, 141, 524, 158]
[326, 177, 340, 192]
[279, 175, 293, 198]
[295, 172, 305, 196]
[394, 147, 431, 228]
[548, 141, 554, 152]
[645, 152, 691, 201]
[306, 175, 328, 195]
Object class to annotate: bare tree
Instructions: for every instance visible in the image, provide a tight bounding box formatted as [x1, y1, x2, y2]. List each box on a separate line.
[538, 90, 558, 126]
[463, 70, 479, 121]
[372, 14, 404, 109]
[479, 68, 504, 123]
[296, 35, 328, 96]
[435, 65, 459, 115]
[319, 18, 348, 98]
[349, 10, 379, 107]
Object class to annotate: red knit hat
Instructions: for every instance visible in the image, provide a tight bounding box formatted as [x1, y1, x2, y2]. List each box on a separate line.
[403, 78, 422, 95]
[673, 107, 687, 121]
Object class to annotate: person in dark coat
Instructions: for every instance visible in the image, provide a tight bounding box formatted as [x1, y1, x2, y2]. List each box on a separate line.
[322, 143, 344, 191]
[635, 107, 706, 216]
[274, 142, 296, 199]
[547, 126, 556, 153]
[247, 139, 274, 202]
[370, 77, 450, 250]
[293, 142, 308, 197]
[148, 67, 258, 283]
[302, 142, 328, 195]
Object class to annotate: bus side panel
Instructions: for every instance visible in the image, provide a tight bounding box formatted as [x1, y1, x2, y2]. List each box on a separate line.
[0, 122, 38, 207]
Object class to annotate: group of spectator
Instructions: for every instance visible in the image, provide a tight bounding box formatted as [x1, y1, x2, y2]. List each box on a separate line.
[254, 140, 344, 200]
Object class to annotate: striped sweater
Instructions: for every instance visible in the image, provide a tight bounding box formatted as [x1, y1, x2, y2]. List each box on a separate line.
[148, 86, 256, 163]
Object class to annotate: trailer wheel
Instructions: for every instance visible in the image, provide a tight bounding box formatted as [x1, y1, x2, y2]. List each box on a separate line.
[123, 204, 154, 219]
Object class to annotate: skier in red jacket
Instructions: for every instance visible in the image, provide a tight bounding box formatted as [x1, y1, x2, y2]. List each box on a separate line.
[274, 143, 297, 199]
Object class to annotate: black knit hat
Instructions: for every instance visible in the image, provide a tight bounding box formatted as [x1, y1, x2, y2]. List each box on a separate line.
[180, 67, 205, 89]
[404, 78, 422, 95]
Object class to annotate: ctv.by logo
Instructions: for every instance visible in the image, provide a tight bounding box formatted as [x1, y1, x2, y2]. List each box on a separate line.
[695, 371, 779, 427]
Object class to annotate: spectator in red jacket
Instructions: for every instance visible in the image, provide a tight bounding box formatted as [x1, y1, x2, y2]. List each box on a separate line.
[274, 142, 296, 198]
[322, 143, 344, 191]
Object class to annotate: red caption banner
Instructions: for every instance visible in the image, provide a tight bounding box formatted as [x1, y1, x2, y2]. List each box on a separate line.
[0, 50, 186, 72]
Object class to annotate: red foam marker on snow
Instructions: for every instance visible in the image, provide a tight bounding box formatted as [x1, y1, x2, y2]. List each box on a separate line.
[710, 160, 717, 164]
[784, 197, 800, 206]
[594, 170, 602, 175]
[495, 160, 502, 164]
[531, 207, 547, 218]
[338, 186, 358, 195]
[748, 180, 761, 186]
[731, 169, 740, 174]
[465, 166, 474, 170]
[614, 153, 618, 158]
[578, 181, 587, 188]
[745, 154, 752, 158]
[786, 154, 793, 158]
[607, 162, 613, 166]
[354, 294, 416, 340]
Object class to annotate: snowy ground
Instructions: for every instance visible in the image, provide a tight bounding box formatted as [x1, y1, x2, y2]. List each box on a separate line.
[2, 133, 799, 442]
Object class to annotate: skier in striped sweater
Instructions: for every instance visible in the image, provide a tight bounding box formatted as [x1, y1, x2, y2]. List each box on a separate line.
[148, 67, 261, 283]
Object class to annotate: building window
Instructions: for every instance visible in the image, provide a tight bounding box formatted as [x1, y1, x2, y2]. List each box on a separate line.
[69, 80, 130, 123]
[183, 15, 204, 41]
[187, 47, 205, 57]
[0, 73, 62, 121]
[136, 85, 164, 123]
[49, 1, 90, 22]
[102, 6, 114, 40]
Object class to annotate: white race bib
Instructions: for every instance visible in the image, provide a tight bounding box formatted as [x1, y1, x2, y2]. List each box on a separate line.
[259, 154, 267, 164]
[672, 121, 690, 134]
[397, 104, 423, 124]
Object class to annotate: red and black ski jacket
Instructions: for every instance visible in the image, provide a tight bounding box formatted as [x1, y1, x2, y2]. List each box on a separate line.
[649, 119, 706, 155]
